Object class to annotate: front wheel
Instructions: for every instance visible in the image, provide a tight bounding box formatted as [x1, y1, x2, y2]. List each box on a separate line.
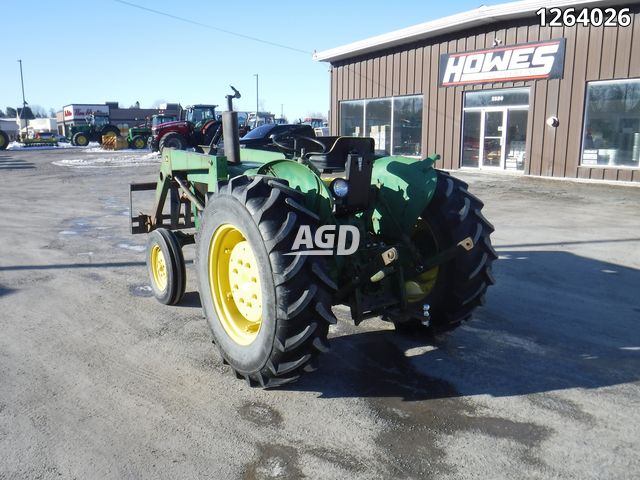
[196, 175, 337, 387]
[72, 132, 89, 147]
[146, 228, 186, 305]
[0, 130, 8, 150]
[130, 135, 146, 150]
[390, 170, 497, 334]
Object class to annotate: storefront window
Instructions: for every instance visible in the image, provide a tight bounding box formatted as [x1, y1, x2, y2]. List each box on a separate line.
[462, 111, 480, 167]
[339, 95, 423, 156]
[365, 99, 392, 155]
[582, 79, 640, 168]
[339, 101, 364, 137]
[392, 96, 423, 156]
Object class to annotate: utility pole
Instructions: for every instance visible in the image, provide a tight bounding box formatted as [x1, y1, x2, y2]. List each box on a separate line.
[254, 73, 259, 128]
[17, 59, 28, 138]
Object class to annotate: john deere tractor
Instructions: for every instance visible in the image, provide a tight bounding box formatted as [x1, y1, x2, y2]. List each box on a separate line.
[130, 88, 496, 387]
[0, 129, 8, 150]
[68, 113, 121, 147]
[127, 114, 178, 150]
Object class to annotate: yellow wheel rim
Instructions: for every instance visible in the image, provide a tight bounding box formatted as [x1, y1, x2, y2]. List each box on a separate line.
[135, 138, 145, 148]
[405, 218, 440, 303]
[405, 266, 439, 303]
[209, 224, 263, 346]
[0, 136, 5, 147]
[150, 244, 168, 292]
[77, 135, 88, 146]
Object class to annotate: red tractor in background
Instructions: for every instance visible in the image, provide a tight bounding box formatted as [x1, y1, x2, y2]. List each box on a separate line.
[149, 104, 222, 153]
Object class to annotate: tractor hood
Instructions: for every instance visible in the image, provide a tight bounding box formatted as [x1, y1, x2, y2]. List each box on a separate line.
[155, 120, 188, 130]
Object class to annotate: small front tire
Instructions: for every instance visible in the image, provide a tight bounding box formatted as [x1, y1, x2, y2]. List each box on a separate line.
[72, 132, 89, 147]
[0, 130, 8, 150]
[146, 228, 186, 305]
[131, 135, 146, 150]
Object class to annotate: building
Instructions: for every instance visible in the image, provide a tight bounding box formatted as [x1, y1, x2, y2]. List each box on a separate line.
[55, 102, 181, 137]
[314, 0, 640, 182]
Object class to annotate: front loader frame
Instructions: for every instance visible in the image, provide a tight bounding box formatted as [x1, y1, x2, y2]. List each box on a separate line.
[130, 149, 228, 234]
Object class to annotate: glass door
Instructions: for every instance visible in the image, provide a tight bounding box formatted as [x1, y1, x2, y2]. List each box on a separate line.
[481, 109, 506, 168]
[504, 109, 528, 171]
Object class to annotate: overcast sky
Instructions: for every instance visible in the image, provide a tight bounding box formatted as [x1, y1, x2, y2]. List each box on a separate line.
[1, 0, 500, 120]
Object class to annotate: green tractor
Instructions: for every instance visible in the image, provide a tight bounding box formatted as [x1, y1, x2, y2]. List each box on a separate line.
[127, 114, 178, 150]
[130, 88, 496, 387]
[68, 112, 121, 147]
[0, 129, 8, 150]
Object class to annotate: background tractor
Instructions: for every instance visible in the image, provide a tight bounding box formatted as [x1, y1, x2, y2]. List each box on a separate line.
[0, 129, 8, 150]
[68, 112, 121, 147]
[126, 113, 178, 150]
[149, 104, 221, 153]
[130, 88, 496, 388]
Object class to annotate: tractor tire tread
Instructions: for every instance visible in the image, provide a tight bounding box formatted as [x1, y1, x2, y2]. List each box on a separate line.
[199, 175, 333, 388]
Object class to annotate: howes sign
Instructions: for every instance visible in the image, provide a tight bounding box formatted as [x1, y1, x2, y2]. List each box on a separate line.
[439, 39, 565, 86]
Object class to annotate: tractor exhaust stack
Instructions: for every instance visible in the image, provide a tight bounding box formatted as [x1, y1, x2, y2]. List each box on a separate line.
[222, 86, 241, 164]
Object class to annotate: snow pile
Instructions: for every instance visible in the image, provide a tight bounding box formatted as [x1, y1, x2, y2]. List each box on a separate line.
[52, 151, 161, 169]
[6, 141, 100, 150]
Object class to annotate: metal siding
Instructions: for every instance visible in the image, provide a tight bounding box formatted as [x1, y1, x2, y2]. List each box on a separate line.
[540, 25, 564, 177]
[618, 169, 633, 181]
[435, 42, 448, 165]
[414, 47, 423, 97]
[586, 24, 604, 80]
[420, 46, 431, 158]
[428, 44, 439, 156]
[600, 26, 618, 79]
[407, 49, 416, 94]
[604, 169, 619, 181]
[399, 51, 408, 95]
[553, 24, 577, 178]
[386, 53, 394, 96]
[614, 20, 633, 78]
[373, 57, 381, 97]
[347, 61, 354, 100]
[330, 67, 338, 135]
[630, 12, 640, 77]
[565, 23, 590, 178]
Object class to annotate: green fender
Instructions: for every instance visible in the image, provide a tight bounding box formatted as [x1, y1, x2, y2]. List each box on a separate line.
[256, 159, 334, 223]
[370, 154, 439, 241]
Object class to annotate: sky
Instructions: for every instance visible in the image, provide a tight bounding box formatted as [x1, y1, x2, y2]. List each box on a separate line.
[0, 0, 501, 121]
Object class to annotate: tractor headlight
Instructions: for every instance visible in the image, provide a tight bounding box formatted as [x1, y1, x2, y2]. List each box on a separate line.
[330, 178, 349, 198]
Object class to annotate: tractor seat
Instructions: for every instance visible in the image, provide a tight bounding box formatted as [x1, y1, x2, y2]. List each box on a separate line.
[307, 137, 375, 173]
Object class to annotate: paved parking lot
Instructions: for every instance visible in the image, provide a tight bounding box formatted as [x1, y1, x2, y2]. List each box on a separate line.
[1, 147, 639, 479]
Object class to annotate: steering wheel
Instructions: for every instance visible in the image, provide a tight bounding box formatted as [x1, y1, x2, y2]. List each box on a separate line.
[271, 132, 327, 155]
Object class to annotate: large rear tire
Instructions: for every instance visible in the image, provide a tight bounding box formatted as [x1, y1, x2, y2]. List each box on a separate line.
[391, 170, 497, 334]
[0, 130, 8, 150]
[196, 175, 337, 387]
[159, 132, 187, 153]
[99, 125, 121, 145]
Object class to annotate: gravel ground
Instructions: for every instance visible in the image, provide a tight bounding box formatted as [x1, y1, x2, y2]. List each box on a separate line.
[0, 148, 639, 479]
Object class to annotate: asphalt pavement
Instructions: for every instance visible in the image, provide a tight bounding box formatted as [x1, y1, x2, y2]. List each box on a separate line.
[0, 147, 639, 479]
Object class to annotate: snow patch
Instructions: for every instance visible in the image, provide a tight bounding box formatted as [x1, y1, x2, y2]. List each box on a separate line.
[117, 243, 145, 252]
[52, 152, 160, 169]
